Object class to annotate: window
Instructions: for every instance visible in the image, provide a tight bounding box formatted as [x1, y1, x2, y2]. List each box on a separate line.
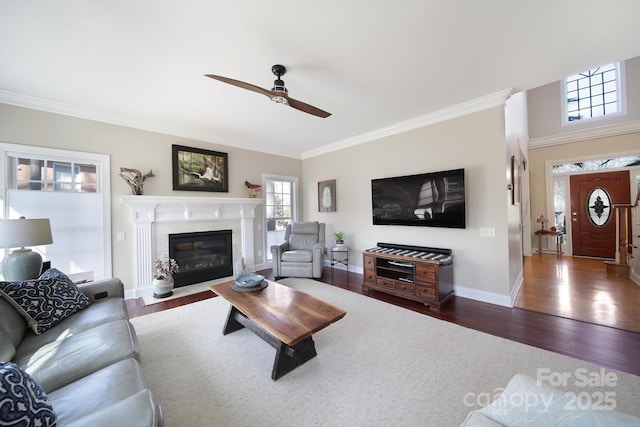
[1, 144, 111, 281]
[13, 157, 97, 192]
[263, 175, 298, 262]
[553, 179, 567, 244]
[564, 63, 621, 123]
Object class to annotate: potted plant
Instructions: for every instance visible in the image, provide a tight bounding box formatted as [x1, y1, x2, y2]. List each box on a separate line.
[152, 253, 179, 298]
[334, 231, 346, 246]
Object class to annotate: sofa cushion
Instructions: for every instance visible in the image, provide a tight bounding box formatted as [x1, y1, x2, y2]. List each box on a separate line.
[15, 298, 129, 359]
[0, 361, 57, 426]
[61, 389, 159, 427]
[0, 297, 27, 348]
[288, 221, 320, 250]
[462, 374, 640, 427]
[13, 319, 139, 393]
[281, 250, 314, 263]
[0, 268, 91, 335]
[0, 326, 16, 362]
[48, 358, 151, 426]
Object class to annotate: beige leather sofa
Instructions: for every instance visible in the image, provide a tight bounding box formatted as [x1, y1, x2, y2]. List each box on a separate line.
[0, 272, 162, 426]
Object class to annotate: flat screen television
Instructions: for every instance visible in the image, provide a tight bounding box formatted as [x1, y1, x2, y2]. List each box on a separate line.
[371, 168, 466, 228]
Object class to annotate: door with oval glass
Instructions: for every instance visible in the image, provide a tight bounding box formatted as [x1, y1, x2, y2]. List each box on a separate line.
[569, 170, 630, 258]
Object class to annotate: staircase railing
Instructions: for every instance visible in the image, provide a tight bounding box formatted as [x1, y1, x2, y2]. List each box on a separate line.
[608, 182, 640, 276]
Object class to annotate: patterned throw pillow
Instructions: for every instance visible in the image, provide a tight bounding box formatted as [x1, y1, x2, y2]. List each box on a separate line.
[0, 362, 57, 426]
[0, 269, 90, 335]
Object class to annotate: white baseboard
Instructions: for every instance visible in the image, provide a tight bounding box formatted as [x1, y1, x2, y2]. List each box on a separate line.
[510, 272, 524, 306]
[631, 270, 640, 287]
[453, 285, 513, 308]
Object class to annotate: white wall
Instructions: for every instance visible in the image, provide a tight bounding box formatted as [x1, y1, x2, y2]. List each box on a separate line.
[504, 92, 528, 295]
[301, 106, 515, 304]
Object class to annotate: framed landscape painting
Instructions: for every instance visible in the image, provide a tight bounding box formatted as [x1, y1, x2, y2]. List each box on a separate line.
[172, 144, 229, 192]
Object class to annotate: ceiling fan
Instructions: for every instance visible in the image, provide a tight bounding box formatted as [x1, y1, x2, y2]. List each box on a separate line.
[205, 65, 331, 118]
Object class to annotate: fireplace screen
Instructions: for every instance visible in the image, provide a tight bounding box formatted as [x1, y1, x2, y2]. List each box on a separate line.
[169, 230, 233, 287]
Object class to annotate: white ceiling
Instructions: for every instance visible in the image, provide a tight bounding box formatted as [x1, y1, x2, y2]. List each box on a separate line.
[2, 1, 640, 159]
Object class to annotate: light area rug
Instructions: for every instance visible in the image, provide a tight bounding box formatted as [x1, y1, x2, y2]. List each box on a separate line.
[130, 278, 640, 427]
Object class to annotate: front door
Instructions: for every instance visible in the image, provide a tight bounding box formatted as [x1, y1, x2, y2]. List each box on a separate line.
[570, 171, 630, 258]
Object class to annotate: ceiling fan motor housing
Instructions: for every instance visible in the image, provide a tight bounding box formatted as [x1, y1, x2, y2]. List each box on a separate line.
[271, 65, 288, 96]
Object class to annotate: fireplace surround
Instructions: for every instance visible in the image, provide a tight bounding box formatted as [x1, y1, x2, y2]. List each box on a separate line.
[121, 195, 262, 297]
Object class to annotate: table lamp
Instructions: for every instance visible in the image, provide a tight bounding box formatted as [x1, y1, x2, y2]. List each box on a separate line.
[536, 214, 548, 230]
[0, 217, 53, 281]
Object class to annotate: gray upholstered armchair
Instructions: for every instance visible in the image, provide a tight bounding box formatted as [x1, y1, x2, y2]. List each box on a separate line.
[271, 221, 325, 278]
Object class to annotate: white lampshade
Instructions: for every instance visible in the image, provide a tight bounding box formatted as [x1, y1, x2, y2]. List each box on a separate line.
[0, 218, 53, 249]
[0, 218, 53, 280]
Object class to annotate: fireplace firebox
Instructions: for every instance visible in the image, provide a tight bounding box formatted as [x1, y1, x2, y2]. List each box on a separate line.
[169, 230, 233, 287]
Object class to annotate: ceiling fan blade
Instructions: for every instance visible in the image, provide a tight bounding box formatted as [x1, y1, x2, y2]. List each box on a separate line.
[284, 95, 332, 118]
[204, 74, 272, 98]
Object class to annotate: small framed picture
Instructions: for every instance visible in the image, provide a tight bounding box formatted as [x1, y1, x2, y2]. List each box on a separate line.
[318, 179, 336, 212]
[172, 145, 229, 192]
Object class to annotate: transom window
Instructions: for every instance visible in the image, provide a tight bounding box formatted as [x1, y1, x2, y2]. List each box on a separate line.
[12, 157, 97, 192]
[552, 154, 640, 174]
[564, 63, 620, 123]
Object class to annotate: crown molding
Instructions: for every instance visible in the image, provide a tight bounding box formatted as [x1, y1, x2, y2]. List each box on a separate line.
[0, 89, 301, 159]
[528, 120, 640, 149]
[301, 88, 513, 159]
[0, 88, 514, 161]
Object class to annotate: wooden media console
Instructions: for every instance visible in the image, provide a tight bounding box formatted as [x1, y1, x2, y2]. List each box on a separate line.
[362, 243, 454, 312]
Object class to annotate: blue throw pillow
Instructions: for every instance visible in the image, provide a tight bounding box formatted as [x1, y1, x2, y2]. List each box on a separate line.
[0, 362, 57, 426]
[0, 269, 90, 335]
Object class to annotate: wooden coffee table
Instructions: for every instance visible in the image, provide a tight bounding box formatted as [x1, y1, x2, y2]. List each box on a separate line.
[209, 280, 346, 380]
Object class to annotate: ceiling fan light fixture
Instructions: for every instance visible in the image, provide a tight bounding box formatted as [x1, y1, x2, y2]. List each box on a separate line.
[271, 95, 289, 105]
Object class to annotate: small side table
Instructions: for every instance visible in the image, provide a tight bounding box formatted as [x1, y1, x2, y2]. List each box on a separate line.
[330, 245, 349, 276]
[535, 229, 563, 255]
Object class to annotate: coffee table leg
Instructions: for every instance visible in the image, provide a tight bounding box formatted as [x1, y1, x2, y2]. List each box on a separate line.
[222, 305, 245, 335]
[272, 336, 317, 380]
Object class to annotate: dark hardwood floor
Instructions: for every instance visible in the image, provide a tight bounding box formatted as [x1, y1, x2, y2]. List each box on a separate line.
[126, 260, 640, 377]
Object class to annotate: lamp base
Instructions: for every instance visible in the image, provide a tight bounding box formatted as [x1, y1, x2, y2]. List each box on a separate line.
[1, 248, 43, 281]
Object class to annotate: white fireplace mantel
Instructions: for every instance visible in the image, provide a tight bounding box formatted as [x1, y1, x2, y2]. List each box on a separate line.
[121, 195, 263, 295]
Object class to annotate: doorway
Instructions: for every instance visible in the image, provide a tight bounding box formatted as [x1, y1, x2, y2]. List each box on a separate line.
[569, 170, 630, 258]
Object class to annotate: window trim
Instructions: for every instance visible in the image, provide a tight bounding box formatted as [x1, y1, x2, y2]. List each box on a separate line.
[561, 61, 627, 127]
[1, 142, 112, 277]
